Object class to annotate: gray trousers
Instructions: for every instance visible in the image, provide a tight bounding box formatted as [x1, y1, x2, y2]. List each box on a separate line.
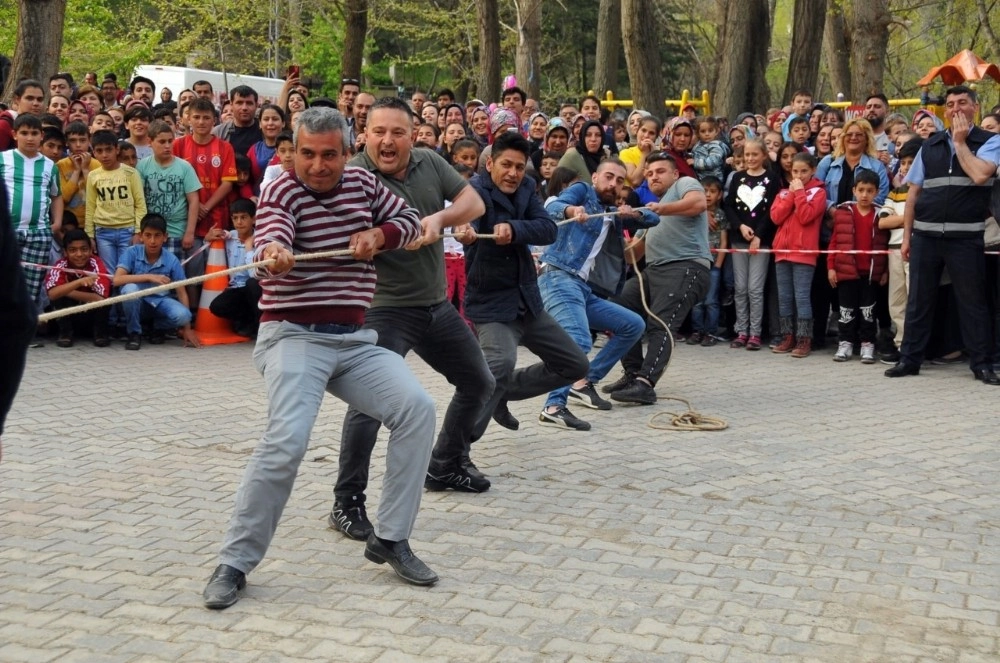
[732, 251, 769, 337]
[219, 321, 436, 575]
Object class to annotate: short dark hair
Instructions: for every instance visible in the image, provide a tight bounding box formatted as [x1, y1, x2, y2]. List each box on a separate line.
[62, 228, 90, 249]
[701, 175, 723, 191]
[140, 213, 168, 233]
[897, 137, 923, 161]
[502, 86, 527, 105]
[791, 152, 817, 169]
[148, 120, 174, 137]
[865, 93, 889, 107]
[12, 114, 42, 132]
[153, 107, 175, 121]
[39, 114, 62, 130]
[646, 151, 678, 168]
[48, 73, 71, 85]
[230, 85, 258, 103]
[274, 130, 293, 147]
[696, 116, 718, 131]
[491, 130, 531, 159]
[192, 80, 213, 91]
[129, 76, 156, 95]
[13, 79, 43, 97]
[854, 169, 880, 188]
[370, 96, 414, 120]
[230, 197, 256, 218]
[42, 126, 65, 146]
[234, 154, 252, 174]
[787, 116, 809, 129]
[791, 88, 813, 100]
[451, 138, 480, 156]
[91, 130, 118, 149]
[124, 106, 153, 122]
[62, 210, 79, 230]
[339, 77, 360, 92]
[117, 140, 136, 153]
[189, 97, 216, 114]
[437, 88, 455, 101]
[64, 121, 89, 138]
[945, 85, 977, 104]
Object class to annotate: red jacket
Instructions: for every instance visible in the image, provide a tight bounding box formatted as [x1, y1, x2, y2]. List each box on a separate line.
[770, 177, 826, 266]
[830, 202, 889, 283]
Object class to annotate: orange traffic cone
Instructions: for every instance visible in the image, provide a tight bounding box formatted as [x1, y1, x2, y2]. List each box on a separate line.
[194, 239, 250, 346]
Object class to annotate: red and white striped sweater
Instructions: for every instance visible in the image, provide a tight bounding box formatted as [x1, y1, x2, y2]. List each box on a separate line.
[253, 168, 421, 326]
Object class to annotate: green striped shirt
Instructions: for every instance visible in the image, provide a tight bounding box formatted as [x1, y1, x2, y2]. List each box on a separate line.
[1, 150, 61, 233]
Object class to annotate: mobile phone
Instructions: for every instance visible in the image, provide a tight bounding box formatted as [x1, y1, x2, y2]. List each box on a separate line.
[287, 65, 301, 79]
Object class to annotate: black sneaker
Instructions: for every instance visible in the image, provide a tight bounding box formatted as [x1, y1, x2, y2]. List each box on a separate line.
[879, 347, 901, 365]
[125, 333, 141, 351]
[601, 371, 636, 394]
[610, 379, 657, 405]
[460, 453, 486, 479]
[148, 330, 166, 345]
[425, 463, 491, 492]
[538, 406, 591, 431]
[328, 502, 374, 540]
[568, 382, 612, 410]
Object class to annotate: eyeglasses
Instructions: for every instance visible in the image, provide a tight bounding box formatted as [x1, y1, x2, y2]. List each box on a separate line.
[341, 78, 360, 86]
[843, 132, 865, 139]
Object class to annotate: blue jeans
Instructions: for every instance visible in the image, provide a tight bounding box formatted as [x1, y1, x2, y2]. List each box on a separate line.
[120, 285, 192, 334]
[774, 261, 814, 320]
[691, 265, 721, 335]
[539, 268, 645, 407]
[95, 227, 134, 326]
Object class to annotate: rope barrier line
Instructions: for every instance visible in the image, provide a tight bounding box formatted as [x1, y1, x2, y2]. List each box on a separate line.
[624, 232, 729, 432]
[36, 248, 355, 324]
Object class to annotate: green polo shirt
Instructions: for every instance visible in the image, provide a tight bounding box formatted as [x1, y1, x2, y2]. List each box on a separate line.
[349, 147, 468, 307]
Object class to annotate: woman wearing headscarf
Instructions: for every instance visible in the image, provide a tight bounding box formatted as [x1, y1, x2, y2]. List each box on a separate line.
[468, 106, 491, 148]
[557, 119, 609, 181]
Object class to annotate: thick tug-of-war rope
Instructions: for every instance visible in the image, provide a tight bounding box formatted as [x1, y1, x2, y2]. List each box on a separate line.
[624, 233, 728, 432]
[30, 213, 623, 322]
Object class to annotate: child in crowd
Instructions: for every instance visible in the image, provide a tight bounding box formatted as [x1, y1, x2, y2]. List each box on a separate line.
[544, 166, 579, 205]
[41, 127, 65, 162]
[877, 137, 922, 362]
[44, 228, 111, 347]
[57, 122, 100, 226]
[206, 198, 261, 337]
[173, 97, 237, 304]
[764, 131, 782, 162]
[692, 116, 726, 181]
[442, 122, 468, 161]
[450, 139, 481, 172]
[537, 150, 562, 193]
[688, 176, 729, 346]
[828, 170, 889, 363]
[124, 106, 153, 160]
[725, 137, 781, 350]
[776, 142, 805, 187]
[113, 214, 199, 350]
[117, 141, 138, 167]
[415, 123, 440, 149]
[769, 152, 826, 358]
[1, 114, 64, 331]
[786, 116, 811, 148]
[234, 154, 256, 202]
[781, 89, 813, 141]
[261, 131, 294, 190]
[138, 120, 202, 265]
[90, 111, 116, 134]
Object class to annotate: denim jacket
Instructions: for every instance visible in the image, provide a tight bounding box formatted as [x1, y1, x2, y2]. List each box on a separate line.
[543, 181, 659, 297]
[816, 153, 890, 207]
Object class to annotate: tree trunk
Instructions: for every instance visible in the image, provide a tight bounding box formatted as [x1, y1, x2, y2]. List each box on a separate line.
[975, 0, 999, 60]
[845, 0, 890, 100]
[513, 0, 542, 101]
[824, 4, 852, 101]
[593, 0, 621, 98]
[288, 0, 303, 58]
[783, 0, 827, 103]
[713, 0, 771, 121]
[340, 0, 368, 82]
[621, 0, 664, 114]
[476, 0, 501, 104]
[2, 0, 67, 101]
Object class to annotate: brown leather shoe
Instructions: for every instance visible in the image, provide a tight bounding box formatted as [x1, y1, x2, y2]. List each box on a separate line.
[772, 334, 795, 354]
[791, 337, 812, 358]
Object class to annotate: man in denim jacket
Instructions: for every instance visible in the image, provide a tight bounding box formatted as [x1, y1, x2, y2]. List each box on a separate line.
[539, 159, 659, 430]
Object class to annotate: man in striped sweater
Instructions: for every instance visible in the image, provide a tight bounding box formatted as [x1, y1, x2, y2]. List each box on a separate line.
[204, 108, 439, 610]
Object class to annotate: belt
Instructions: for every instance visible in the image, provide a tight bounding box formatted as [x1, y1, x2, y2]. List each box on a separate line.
[538, 264, 563, 276]
[299, 322, 361, 334]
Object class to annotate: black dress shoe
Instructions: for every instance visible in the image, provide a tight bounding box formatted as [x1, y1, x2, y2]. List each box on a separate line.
[203, 564, 246, 609]
[973, 369, 1000, 385]
[364, 535, 438, 585]
[884, 362, 920, 378]
[491, 400, 519, 431]
[610, 379, 657, 405]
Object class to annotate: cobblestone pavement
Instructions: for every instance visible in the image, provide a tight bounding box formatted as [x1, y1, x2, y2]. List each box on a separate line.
[2, 333, 999, 663]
